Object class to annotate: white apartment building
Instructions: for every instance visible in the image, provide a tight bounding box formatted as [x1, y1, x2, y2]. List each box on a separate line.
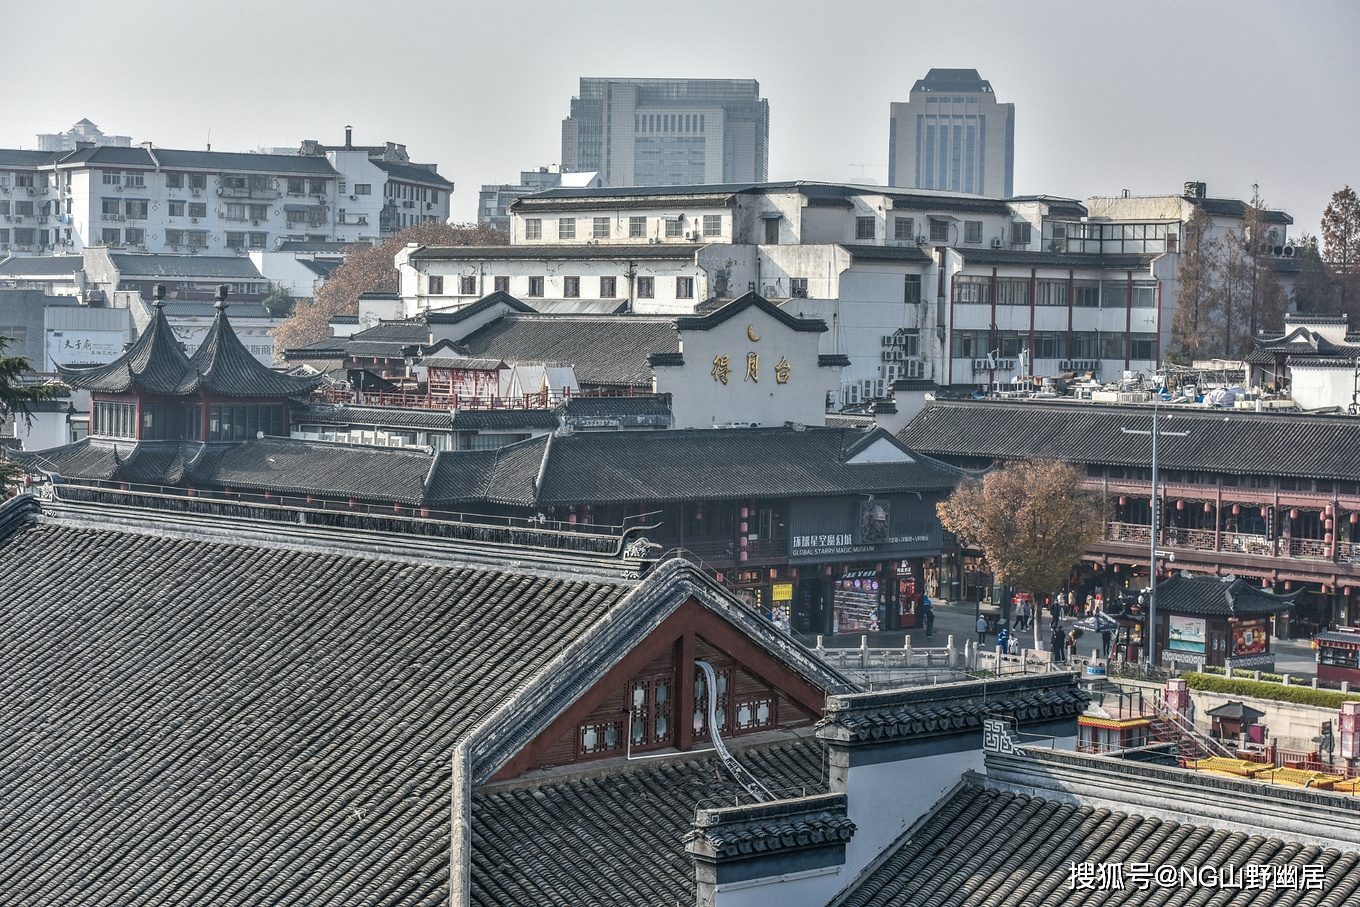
[0, 131, 451, 256]
[394, 181, 1294, 406]
[299, 129, 452, 244]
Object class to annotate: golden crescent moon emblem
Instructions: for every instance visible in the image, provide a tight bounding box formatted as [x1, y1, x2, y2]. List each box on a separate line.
[747, 324, 760, 342]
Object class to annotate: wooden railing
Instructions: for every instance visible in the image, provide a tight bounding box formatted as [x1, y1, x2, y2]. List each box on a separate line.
[1106, 521, 1347, 564]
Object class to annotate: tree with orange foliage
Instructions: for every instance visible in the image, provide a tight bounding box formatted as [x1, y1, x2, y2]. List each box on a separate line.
[936, 459, 1106, 649]
[272, 221, 507, 353]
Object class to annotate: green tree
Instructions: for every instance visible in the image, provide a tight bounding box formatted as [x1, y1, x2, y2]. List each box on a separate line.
[260, 282, 295, 318]
[1322, 186, 1360, 318]
[273, 221, 508, 351]
[1290, 235, 1338, 314]
[1171, 205, 1220, 361]
[1, 335, 60, 496]
[936, 460, 1107, 650]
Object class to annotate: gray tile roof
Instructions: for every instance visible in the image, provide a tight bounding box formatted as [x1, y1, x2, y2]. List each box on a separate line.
[370, 159, 453, 188]
[278, 240, 358, 252]
[0, 255, 85, 276]
[56, 145, 338, 174]
[424, 426, 958, 507]
[59, 303, 319, 398]
[408, 243, 703, 262]
[296, 403, 455, 431]
[421, 292, 536, 324]
[449, 409, 559, 431]
[559, 394, 672, 418]
[1153, 572, 1297, 617]
[955, 249, 1159, 270]
[9, 437, 124, 479]
[900, 399, 1360, 481]
[833, 783, 1357, 907]
[109, 253, 264, 280]
[675, 292, 827, 333]
[0, 149, 61, 167]
[0, 514, 632, 905]
[842, 244, 934, 264]
[200, 437, 434, 503]
[1196, 196, 1292, 225]
[453, 314, 679, 387]
[470, 740, 826, 907]
[818, 675, 1089, 744]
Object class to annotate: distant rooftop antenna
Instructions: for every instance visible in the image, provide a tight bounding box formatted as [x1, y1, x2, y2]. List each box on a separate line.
[206, 127, 211, 152]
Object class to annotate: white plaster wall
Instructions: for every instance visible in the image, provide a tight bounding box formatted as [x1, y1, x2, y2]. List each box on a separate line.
[1287, 365, 1352, 410]
[713, 862, 848, 907]
[10, 409, 69, 451]
[511, 203, 732, 246]
[837, 749, 984, 888]
[657, 306, 833, 428]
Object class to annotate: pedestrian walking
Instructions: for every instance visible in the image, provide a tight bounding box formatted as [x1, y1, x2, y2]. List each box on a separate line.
[996, 627, 1010, 655]
[922, 597, 935, 639]
[1050, 624, 1065, 662]
[1101, 628, 1112, 658]
[976, 615, 988, 647]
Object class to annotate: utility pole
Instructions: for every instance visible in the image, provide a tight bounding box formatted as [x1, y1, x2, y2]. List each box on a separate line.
[1120, 392, 1189, 665]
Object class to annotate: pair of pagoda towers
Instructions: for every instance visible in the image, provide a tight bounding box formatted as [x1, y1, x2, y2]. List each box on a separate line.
[61, 285, 321, 442]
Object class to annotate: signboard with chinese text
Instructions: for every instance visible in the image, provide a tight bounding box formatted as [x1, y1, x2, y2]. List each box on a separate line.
[1169, 615, 1207, 653]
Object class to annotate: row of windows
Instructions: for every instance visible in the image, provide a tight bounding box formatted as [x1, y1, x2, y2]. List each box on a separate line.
[429, 274, 692, 300]
[93, 401, 284, 441]
[858, 215, 975, 244]
[924, 95, 981, 104]
[0, 200, 39, 216]
[95, 229, 272, 250]
[953, 276, 1156, 308]
[385, 183, 440, 204]
[524, 214, 723, 241]
[953, 330, 1158, 360]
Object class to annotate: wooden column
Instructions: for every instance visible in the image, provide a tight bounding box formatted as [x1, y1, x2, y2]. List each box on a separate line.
[677, 631, 695, 752]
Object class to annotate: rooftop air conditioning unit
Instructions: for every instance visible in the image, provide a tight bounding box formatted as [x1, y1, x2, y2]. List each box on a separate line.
[845, 385, 862, 405]
[27, 187, 36, 195]
[991, 237, 1003, 248]
[191, 188, 201, 196]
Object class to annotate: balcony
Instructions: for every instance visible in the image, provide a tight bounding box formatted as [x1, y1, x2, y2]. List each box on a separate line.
[1104, 521, 1343, 566]
[217, 186, 282, 200]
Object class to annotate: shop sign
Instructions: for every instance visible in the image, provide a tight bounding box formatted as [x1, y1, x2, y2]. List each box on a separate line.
[771, 583, 793, 602]
[1232, 619, 1268, 656]
[1168, 615, 1207, 653]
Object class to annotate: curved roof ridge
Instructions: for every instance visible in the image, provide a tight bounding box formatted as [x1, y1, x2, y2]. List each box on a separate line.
[57, 302, 190, 395]
[182, 304, 322, 398]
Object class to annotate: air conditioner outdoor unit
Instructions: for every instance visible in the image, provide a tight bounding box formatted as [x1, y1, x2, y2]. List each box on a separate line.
[845, 385, 862, 405]
[350, 195, 358, 200]
[882, 349, 895, 361]
[874, 379, 886, 398]
[27, 187, 36, 195]
[191, 188, 201, 196]
[252, 220, 260, 226]
[170, 244, 181, 251]
[991, 237, 1003, 248]
[763, 285, 778, 296]
[886, 363, 903, 381]
[916, 235, 928, 245]
[190, 217, 199, 223]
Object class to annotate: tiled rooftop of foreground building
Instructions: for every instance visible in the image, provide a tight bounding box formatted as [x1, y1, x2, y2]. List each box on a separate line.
[833, 782, 1359, 907]
[0, 510, 632, 905]
[470, 738, 826, 907]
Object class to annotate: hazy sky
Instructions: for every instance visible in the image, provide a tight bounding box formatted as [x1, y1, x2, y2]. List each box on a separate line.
[4, 0, 1357, 235]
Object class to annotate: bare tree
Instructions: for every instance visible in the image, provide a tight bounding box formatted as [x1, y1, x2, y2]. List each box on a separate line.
[1242, 185, 1290, 340]
[1322, 186, 1360, 318]
[272, 222, 508, 352]
[1171, 205, 1221, 361]
[1291, 234, 1338, 314]
[936, 460, 1107, 649]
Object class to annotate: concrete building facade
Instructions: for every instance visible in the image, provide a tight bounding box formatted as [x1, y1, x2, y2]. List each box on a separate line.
[562, 79, 768, 188]
[889, 68, 1014, 198]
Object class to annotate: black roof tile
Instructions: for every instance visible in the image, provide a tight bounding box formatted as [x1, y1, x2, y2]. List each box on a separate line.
[1153, 572, 1297, 617]
[900, 399, 1360, 481]
[453, 314, 679, 387]
[197, 437, 434, 503]
[842, 244, 934, 264]
[834, 784, 1356, 907]
[296, 403, 455, 431]
[370, 159, 453, 188]
[427, 426, 958, 507]
[56, 302, 192, 394]
[449, 409, 559, 431]
[178, 305, 321, 397]
[109, 253, 263, 280]
[421, 291, 536, 324]
[0, 516, 632, 905]
[956, 249, 1159, 270]
[0, 255, 85, 276]
[675, 292, 827, 333]
[470, 740, 826, 907]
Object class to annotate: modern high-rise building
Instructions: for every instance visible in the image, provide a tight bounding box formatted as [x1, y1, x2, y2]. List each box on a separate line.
[888, 69, 1014, 198]
[561, 78, 768, 188]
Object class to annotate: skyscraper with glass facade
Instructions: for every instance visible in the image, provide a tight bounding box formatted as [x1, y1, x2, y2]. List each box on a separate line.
[561, 79, 769, 188]
[888, 69, 1014, 198]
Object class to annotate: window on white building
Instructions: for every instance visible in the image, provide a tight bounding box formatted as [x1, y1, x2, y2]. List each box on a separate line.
[629, 216, 646, 238]
[764, 218, 780, 244]
[125, 200, 149, 220]
[665, 218, 683, 238]
[287, 178, 305, 195]
[225, 204, 246, 221]
[558, 217, 576, 240]
[676, 277, 694, 298]
[855, 216, 875, 240]
[600, 276, 616, 298]
[593, 217, 610, 239]
[703, 215, 722, 236]
[102, 171, 121, 186]
[355, 184, 372, 195]
[460, 276, 477, 295]
[929, 219, 950, 242]
[524, 218, 542, 240]
[126, 172, 145, 188]
[188, 202, 207, 218]
[102, 228, 121, 245]
[188, 174, 207, 190]
[166, 173, 183, 189]
[528, 276, 544, 297]
[894, 216, 914, 241]
[494, 276, 510, 293]
[249, 232, 268, 248]
[964, 221, 983, 243]
[637, 276, 654, 298]
[429, 275, 444, 294]
[564, 276, 581, 298]
[125, 227, 144, 245]
[1011, 222, 1032, 245]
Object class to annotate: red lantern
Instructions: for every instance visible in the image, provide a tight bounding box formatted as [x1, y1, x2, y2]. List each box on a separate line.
[1232, 504, 1241, 516]
[770, 568, 778, 579]
[824, 566, 833, 577]
[1327, 519, 1335, 531]
[1119, 495, 1127, 506]
[1261, 506, 1269, 518]
[1285, 581, 1292, 591]
[739, 521, 749, 534]
[1327, 504, 1335, 516]
[1177, 500, 1184, 511]
[1113, 564, 1120, 573]
[1263, 578, 1270, 588]
[420, 507, 430, 518]
[1290, 508, 1299, 520]
[1204, 502, 1212, 513]
[695, 502, 704, 520]
[393, 503, 402, 515]
[569, 513, 577, 525]
[739, 536, 748, 548]
[739, 551, 748, 562]
[348, 498, 358, 509]
[1352, 512, 1358, 525]
[1346, 587, 1352, 596]
[741, 507, 749, 519]
[1326, 532, 1334, 544]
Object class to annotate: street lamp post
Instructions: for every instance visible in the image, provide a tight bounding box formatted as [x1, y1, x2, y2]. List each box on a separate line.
[1121, 393, 1189, 665]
